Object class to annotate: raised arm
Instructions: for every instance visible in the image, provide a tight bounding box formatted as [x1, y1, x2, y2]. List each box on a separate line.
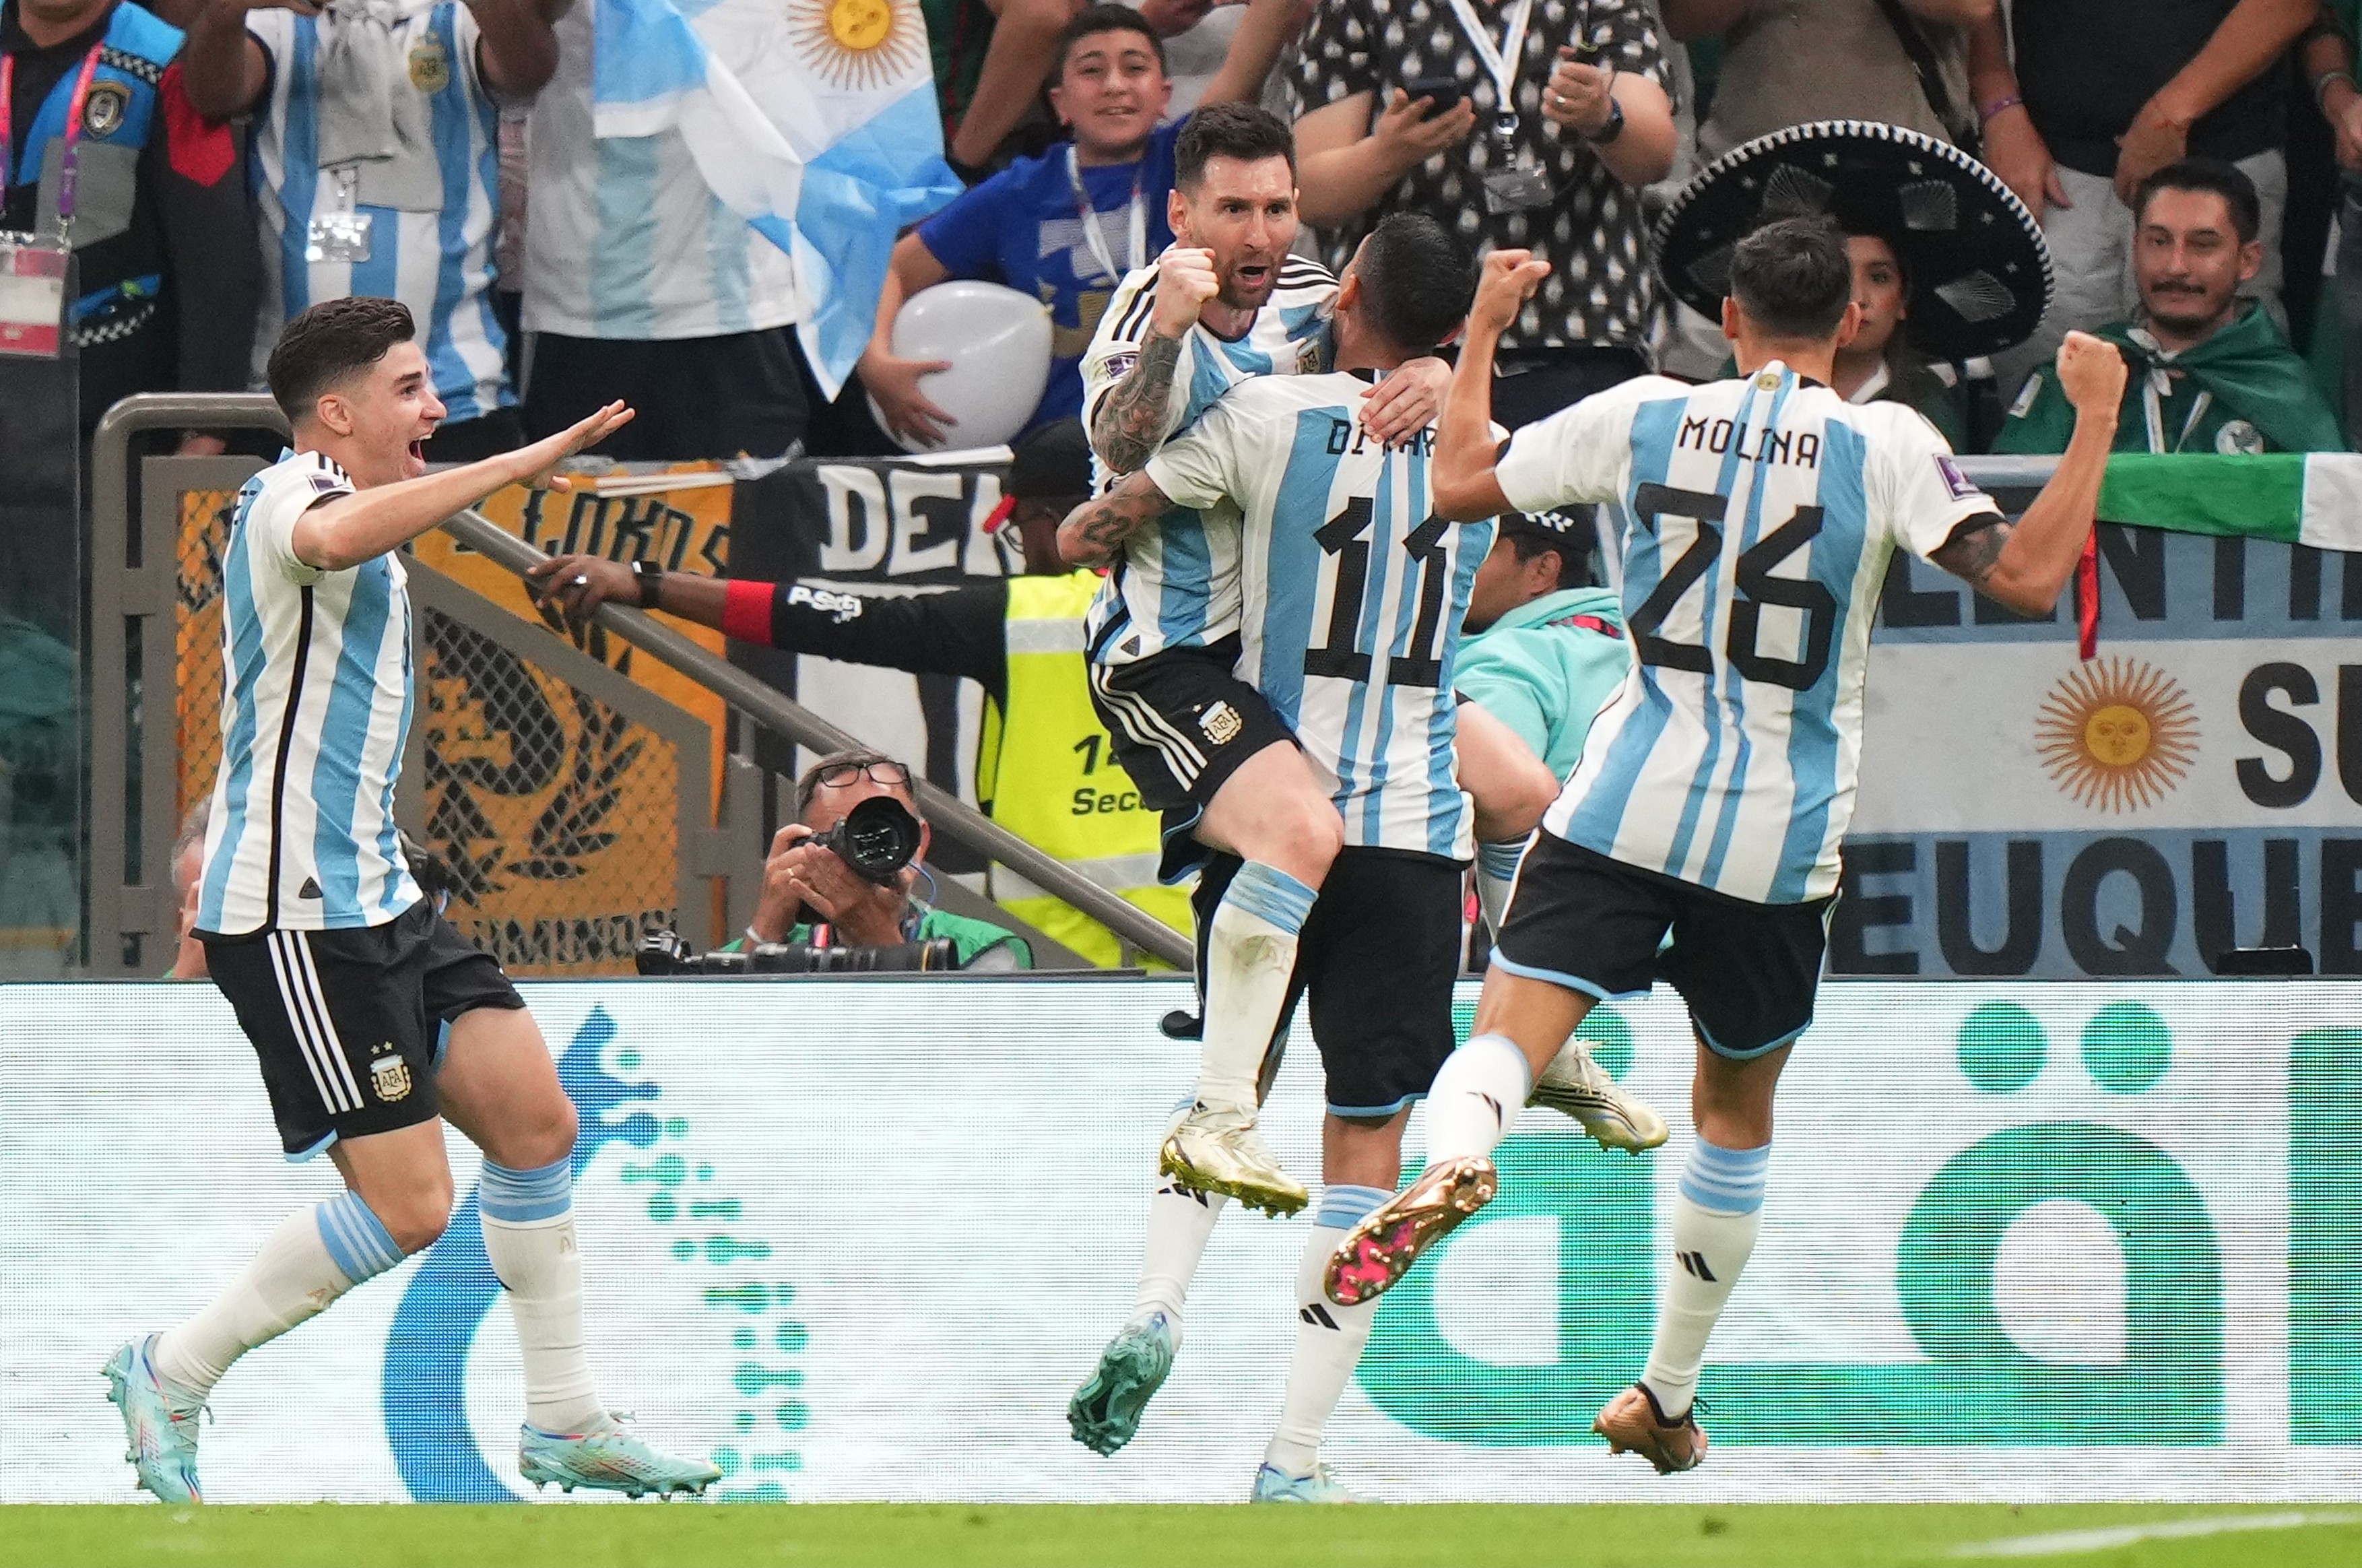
[180, 0, 278, 121]
[1432, 250, 1551, 522]
[292, 403, 632, 571]
[2114, 0, 2318, 201]
[469, 0, 563, 99]
[1059, 467, 1177, 567]
[1294, 90, 1477, 230]
[1928, 333, 2126, 614]
[1200, 0, 1309, 106]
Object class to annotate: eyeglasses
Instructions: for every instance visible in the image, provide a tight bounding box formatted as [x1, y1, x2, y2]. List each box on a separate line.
[813, 760, 911, 791]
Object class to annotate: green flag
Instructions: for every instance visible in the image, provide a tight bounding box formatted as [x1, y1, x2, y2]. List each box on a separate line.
[2095, 453, 2362, 552]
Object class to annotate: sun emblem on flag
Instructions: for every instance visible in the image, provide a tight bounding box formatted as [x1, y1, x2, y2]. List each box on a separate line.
[790, 0, 925, 90]
[2033, 656, 2200, 813]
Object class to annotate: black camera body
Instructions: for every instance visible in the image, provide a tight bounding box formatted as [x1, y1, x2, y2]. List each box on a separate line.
[635, 929, 959, 975]
[812, 795, 923, 884]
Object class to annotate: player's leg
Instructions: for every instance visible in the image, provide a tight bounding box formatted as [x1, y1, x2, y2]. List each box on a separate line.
[1253, 852, 1451, 1503]
[1090, 647, 1335, 1214]
[1325, 835, 1675, 1307]
[114, 918, 451, 1503]
[425, 927, 719, 1497]
[1596, 885, 1828, 1475]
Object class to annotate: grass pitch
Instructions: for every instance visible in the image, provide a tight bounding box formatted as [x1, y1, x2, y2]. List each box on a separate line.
[5, 1504, 2361, 1568]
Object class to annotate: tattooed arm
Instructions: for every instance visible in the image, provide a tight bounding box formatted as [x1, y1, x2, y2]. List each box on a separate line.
[1091, 333, 1188, 476]
[1059, 470, 1174, 568]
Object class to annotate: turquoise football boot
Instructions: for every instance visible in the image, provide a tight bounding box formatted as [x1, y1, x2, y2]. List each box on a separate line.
[102, 1336, 205, 1504]
[518, 1417, 722, 1498]
[1067, 1311, 1179, 1456]
[1250, 1462, 1358, 1503]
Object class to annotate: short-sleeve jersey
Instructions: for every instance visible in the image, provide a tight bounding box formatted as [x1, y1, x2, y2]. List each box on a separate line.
[197, 451, 422, 935]
[1079, 252, 1336, 665]
[1495, 362, 1995, 903]
[1146, 372, 1498, 860]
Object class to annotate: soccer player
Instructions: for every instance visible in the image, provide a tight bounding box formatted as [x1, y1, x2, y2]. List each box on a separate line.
[1062, 211, 1493, 1501]
[1319, 219, 2129, 1474]
[104, 296, 718, 1504]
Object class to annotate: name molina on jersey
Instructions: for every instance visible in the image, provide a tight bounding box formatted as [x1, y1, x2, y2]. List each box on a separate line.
[1678, 414, 1823, 469]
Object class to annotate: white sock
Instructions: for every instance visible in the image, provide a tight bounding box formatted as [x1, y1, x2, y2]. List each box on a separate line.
[1263, 1185, 1387, 1476]
[1131, 1158, 1230, 1331]
[1639, 1140, 1769, 1420]
[1476, 840, 1524, 934]
[480, 1158, 606, 1435]
[1198, 862, 1314, 1112]
[1422, 1033, 1533, 1165]
[152, 1191, 403, 1399]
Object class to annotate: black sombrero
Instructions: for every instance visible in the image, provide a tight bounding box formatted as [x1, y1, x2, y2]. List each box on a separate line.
[1653, 120, 2052, 361]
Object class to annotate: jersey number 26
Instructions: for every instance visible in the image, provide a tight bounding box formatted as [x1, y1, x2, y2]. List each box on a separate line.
[1627, 482, 1836, 692]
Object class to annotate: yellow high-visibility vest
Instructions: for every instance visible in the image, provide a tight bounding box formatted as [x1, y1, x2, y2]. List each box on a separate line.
[981, 570, 1192, 967]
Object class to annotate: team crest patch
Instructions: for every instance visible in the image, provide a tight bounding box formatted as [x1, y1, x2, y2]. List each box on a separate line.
[408, 37, 452, 93]
[1295, 338, 1321, 374]
[370, 1045, 413, 1103]
[2214, 419, 2264, 455]
[1199, 700, 1243, 746]
[82, 81, 129, 138]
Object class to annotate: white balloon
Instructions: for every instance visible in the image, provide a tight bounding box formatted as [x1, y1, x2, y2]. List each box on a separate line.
[868, 281, 1055, 454]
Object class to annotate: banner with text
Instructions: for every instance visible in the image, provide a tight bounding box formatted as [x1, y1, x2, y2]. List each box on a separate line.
[5, 978, 2360, 1504]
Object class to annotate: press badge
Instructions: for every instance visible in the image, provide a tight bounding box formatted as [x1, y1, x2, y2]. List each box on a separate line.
[1482, 161, 1556, 214]
[0, 237, 69, 359]
[308, 170, 374, 264]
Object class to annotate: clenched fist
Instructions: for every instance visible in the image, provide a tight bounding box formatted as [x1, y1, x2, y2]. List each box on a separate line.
[1150, 247, 1220, 339]
[2056, 331, 2128, 416]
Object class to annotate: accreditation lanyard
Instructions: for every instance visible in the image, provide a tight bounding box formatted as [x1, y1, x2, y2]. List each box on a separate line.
[1066, 144, 1148, 285]
[0, 44, 106, 234]
[1443, 0, 1538, 142]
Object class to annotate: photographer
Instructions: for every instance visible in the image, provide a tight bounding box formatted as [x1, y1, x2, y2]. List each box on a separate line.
[729, 750, 1032, 973]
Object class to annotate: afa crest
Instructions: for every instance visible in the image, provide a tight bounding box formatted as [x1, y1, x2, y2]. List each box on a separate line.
[409, 37, 452, 94]
[1199, 700, 1243, 746]
[370, 1045, 414, 1103]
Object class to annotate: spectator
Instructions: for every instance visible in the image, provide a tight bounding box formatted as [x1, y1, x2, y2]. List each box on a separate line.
[0, 0, 256, 642]
[1290, 0, 1676, 427]
[516, 0, 804, 463]
[180, 0, 552, 461]
[1970, 0, 2316, 388]
[2304, 3, 2362, 442]
[530, 422, 1185, 967]
[736, 749, 1032, 970]
[1454, 511, 1626, 787]
[1830, 231, 1973, 448]
[1998, 160, 2344, 455]
[1668, 0, 1989, 162]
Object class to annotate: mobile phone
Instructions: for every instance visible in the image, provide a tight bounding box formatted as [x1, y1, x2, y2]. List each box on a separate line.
[1402, 77, 1465, 117]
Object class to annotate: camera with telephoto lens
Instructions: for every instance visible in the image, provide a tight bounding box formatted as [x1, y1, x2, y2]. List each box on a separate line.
[812, 794, 923, 884]
[635, 928, 959, 975]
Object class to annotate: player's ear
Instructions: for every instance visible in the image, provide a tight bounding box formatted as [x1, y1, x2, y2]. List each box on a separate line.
[314, 391, 354, 438]
[1719, 296, 1740, 344]
[1833, 298, 1864, 352]
[1167, 185, 1189, 240]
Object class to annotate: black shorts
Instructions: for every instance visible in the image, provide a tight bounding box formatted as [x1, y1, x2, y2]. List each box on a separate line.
[1088, 638, 1297, 881]
[201, 901, 525, 1158]
[1492, 831, 1833, 1059]
[1196, 848, 1463, 1118]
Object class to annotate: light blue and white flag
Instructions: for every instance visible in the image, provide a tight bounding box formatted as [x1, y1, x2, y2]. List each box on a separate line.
[593, 0, 962, 395]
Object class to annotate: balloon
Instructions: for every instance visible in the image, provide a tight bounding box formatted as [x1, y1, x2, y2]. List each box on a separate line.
[867, 282, 1055, 454]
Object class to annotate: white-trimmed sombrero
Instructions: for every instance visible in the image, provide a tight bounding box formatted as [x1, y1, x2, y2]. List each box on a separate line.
[1653, 119, 2052, 361]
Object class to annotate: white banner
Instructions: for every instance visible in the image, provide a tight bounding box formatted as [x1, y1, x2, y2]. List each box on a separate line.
[5, 979, 2361, 1503]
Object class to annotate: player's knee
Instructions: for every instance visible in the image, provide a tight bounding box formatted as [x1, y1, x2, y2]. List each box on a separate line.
[1282, 799, 1345, 876]
[378, 1187, 454, 1255]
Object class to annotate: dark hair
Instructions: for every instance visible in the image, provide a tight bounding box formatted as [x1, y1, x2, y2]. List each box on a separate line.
[795, 747, 915, 818]
[2134, 157, 2260, 244]
[1055, 5, 1165, 82]
[1176, 101, 1294, 189]
[1354, 211, 1474, 355]
[266, 296, 416, 425]
[1501, 510, 1595, 590]
[1728, 215, 1853, 341]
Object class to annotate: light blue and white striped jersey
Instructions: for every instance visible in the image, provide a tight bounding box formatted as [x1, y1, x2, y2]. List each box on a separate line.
[247, 3, 511, 421]
[1080, 252, 1336, 664]
[198, 451, 422, 935]
[1146, 372, 1497, 860]
[1497, 363, 1996, 903]
[520, 0, 799, 339]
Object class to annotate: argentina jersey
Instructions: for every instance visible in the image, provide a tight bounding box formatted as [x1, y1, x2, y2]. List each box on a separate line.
[1146, 371, 1497, 860]
[1079, 252, 1336, 666]
[1495, 362, 1996, 903]
[247, 4, 509, 420]
[199, 452, 422, 935]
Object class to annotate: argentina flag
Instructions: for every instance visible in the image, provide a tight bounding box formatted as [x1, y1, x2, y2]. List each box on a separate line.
[593, 0, 961, 394]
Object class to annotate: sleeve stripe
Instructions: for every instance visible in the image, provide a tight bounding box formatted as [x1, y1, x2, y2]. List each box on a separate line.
[1111, 273, 1160, 344]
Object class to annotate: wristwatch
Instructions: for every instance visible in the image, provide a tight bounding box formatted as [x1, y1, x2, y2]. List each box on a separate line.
[630, 558, 665, 609]
[1581, 99, 1626, 145]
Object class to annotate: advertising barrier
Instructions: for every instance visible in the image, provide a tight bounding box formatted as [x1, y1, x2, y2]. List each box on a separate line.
[5, 978, 2359, 1504]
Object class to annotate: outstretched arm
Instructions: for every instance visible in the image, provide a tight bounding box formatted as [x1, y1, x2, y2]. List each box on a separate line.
[1059, 469, 1176, 567]
[1928, 333, 2125, 614]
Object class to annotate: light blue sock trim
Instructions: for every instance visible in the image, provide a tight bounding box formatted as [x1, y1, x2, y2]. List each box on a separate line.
[315, 1191, 404, 1284]
[1224, 860, 1316, 934]
[1477, 840, 1524, 880]
[480, 1156, 574, 1223]
[1311, 1183, 1389, 1231]
[1678, 1140, 1770, 1216]
[1465, 1032, 1535, 1099]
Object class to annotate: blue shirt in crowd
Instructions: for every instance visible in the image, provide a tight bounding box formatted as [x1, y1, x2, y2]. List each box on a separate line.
[917, 118, 1185, 431]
